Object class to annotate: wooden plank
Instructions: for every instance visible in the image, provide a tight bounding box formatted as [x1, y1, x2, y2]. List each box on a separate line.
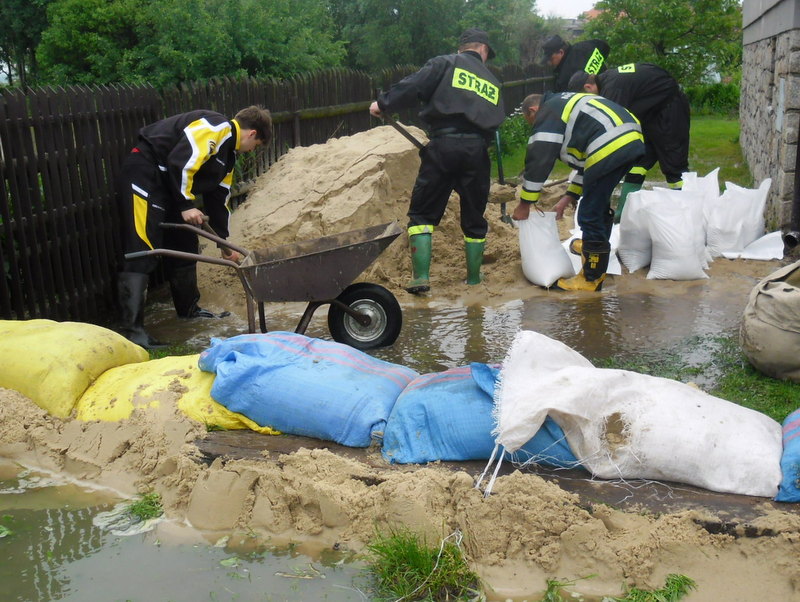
[195, 430, 799, 538]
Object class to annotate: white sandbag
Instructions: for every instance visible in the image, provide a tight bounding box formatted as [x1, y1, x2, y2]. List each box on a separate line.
[705, 179, 771, 257]
[740, 260, 800, 382]
[722, 231, 784, 261]
[682, 168, 720, 202]
[518, 211, 575, 287]
[492, 330, 783, 497]
[644, 189, 708, 280]
[616, 190, 652, 272]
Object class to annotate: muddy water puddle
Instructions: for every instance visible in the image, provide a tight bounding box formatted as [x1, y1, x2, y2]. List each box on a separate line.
[1, 461, 370, 601]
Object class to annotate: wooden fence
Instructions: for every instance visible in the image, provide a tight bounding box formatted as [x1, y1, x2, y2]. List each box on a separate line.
[0, 64, 549, 323]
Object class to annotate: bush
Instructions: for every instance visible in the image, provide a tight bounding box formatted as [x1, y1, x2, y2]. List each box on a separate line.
[685, 83, 739, 116]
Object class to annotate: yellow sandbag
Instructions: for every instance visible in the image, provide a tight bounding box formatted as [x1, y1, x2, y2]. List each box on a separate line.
[75, 354, 279, 434]
[0, 319, 149, 418]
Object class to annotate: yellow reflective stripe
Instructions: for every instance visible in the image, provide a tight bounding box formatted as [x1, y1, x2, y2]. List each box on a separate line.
[668, 180, 683, 189]
[231, 119, 242, 150]
[562, 93, 589, 122]
[567, 182, 582, 196]
[520, 189, 540, 202]
[464, 236, 485, 243]
[221, 171, 233, 189]
[133, 193, 153, 249]
[408, 225, 434, 236]
[629, 166, 648, 176]
[588, 99, 623, 126]
[584, 48, 606, 74]
[567, 146, 587, 160]
[451, 68, 500, 105]
[585, 131, 643, 170]
[618, 63, 636, 73]
[181, 118, 233, 201]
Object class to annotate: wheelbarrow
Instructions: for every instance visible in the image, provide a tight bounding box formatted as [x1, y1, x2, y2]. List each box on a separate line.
[124, 221, 404, 350]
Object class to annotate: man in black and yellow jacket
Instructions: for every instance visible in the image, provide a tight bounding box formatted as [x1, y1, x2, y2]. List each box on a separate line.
[568, 63, 690, 222]
[369, 28, 505, 294]
[116, 105, 272, 348]
[512, 92, 644, 291]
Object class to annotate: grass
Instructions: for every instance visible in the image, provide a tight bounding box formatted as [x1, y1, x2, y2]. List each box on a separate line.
[492, 113, 750, 189]
[596, 333, 800, 423]
[126, 492, 164, 521]
[541, 573, 696, 601]
[364, 527, 482, 601]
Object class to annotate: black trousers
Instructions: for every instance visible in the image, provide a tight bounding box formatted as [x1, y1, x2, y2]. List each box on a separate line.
[625, 91, 691, 186]
[116, 151, 197, 275]
[407, 135, 490, 240]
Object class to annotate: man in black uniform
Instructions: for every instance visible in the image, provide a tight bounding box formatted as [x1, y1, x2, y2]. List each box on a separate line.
[568, 63, 690, 221]
[542, 34, 609, 92]
[116, 105, 273, 348]
[369, 28, 505, 294]
[512, 92, 644, 291]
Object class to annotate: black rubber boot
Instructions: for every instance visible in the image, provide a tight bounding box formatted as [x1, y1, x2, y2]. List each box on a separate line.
[169, 264, 230, 319]
[117, 272, 166, 349]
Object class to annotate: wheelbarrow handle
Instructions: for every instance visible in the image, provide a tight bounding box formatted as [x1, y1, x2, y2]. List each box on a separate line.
[124, 248, 241, 269]
[159, 222, 251, 256]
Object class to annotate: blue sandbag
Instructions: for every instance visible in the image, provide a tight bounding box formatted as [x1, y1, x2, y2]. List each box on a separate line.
[199, 332, 418, 447]
[775, 408, 800, 502]
[381, 362, 579, 466]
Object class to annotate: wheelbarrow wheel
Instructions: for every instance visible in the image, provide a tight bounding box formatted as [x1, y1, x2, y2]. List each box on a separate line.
[328, 283, 402, 350]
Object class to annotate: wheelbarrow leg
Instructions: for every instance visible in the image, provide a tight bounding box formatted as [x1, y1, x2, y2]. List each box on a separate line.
[258, 302, 268, 333]
[245, 295, 256, 334]
[295, 302, 325, 335]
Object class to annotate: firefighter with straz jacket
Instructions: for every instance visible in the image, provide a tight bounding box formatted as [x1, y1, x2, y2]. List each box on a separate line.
[369, 28, 505, 294]
[542, 34, 610, 93]
[512, 92, 644, 292]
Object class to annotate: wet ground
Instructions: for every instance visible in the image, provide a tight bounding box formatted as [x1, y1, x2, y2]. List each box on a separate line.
[146, 256, 785, 378]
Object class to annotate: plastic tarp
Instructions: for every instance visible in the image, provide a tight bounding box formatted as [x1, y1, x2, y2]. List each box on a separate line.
[0, 319, 149, 418]
[199, 332, 418, 447]
[775, 407, 800, 502]
[490, 330, 783, 497]
[381, 363, 579, 467]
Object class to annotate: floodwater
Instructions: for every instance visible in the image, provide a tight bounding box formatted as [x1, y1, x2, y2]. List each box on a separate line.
[1, 461, 373, 602]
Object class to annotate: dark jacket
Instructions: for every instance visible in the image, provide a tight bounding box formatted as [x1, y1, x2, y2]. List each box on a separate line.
[520, 92, 644, 202]
[377, 51, 505, 135]
[594, 63, 680, 121]
[136, 110, 240, 237]
[553, 39, 610, 92]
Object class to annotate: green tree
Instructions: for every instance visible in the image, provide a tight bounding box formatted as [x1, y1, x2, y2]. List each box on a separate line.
[584, 0, 742, 85]
[0, 0, 52, 87]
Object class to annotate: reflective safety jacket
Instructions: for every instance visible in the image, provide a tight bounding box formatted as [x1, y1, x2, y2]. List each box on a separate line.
[377, 50, 505, 135]
[594, 63, 680, 122]
[553, 39, 610, 92]
[520, 92, 644, 203]
[137, 110, 242, 237]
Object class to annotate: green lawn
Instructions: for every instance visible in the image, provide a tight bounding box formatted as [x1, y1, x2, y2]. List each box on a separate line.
[492, 113, 751, 188]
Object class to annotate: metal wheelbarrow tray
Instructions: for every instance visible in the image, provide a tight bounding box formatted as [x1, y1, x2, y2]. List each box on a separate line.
[125, 221, 404, 350]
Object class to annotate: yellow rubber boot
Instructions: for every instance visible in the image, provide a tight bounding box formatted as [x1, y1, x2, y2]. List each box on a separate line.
[555, 240, 610, 291]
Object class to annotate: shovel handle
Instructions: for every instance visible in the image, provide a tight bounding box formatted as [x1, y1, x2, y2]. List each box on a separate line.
[382, 114, 426, 151]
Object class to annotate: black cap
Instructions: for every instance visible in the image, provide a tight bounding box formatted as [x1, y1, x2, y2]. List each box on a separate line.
[542, 34, 565, 57]
[459, 28, 496, 60]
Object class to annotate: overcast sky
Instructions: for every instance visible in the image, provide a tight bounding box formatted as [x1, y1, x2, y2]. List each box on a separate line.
[536, 0, 598, 19]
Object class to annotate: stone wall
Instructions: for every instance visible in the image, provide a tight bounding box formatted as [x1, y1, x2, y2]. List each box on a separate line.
[741, 29, 800, 230]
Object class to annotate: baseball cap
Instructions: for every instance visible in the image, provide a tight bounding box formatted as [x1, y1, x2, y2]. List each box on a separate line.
[459, 28, 496, 60]
[542, 34, 565, 57]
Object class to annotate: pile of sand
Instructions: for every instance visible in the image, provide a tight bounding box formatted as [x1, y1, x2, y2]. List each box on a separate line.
[3, 384, 800, 599]
[198, 124, 571, 312]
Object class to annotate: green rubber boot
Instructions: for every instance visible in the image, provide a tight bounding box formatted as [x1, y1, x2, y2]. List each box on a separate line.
[465, 240, 485, 285]
[406, 233, 432, 294]
[614, 182, 642, 223]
